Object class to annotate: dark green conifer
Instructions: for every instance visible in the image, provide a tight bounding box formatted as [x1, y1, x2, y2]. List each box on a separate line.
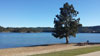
[52, 3, 82, 44]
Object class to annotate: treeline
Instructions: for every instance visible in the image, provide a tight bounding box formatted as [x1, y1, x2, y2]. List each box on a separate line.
[79, 26, 100, 33]
[0, 26, 100, 33]
[0, 26, 53, 33]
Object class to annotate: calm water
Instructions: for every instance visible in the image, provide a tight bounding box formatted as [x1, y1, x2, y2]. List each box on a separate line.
[0, 32, 100, 49]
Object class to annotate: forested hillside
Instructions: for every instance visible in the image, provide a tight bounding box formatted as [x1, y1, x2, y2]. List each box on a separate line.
[0, 26, 100, 33]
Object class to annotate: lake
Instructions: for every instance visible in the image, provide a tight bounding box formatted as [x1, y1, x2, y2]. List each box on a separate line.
[0, 32, 100, 49]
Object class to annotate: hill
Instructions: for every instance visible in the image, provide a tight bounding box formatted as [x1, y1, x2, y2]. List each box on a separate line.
[79, 26, 100, 33]
[0, 26, 100, 33]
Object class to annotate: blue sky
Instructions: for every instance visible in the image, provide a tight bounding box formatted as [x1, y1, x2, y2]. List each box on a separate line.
[0, 0, 100, 27]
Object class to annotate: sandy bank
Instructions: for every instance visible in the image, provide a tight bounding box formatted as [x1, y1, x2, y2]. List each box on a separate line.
[0, 44, 100, 56]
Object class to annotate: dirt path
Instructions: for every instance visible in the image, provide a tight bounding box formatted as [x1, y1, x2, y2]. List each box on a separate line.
[77, 51, 100, 56]
[0, 44, 99, 56]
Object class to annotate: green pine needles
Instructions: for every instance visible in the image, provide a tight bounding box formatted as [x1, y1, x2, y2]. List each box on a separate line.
[52, 2, 82, 44]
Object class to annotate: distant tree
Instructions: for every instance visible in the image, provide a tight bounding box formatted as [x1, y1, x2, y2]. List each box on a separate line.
[52, 2, 82, 44]
[0, 26, 4, 32]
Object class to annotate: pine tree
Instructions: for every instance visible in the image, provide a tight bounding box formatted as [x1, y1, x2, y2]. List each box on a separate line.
[52, 2, 82, 44]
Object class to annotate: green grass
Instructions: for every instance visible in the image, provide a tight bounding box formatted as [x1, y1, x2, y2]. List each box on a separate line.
[31, 46, 100, 56]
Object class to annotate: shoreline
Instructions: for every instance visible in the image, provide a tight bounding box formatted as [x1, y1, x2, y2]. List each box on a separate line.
[0, 42, 100, 49]
[0, 43, 100, 56]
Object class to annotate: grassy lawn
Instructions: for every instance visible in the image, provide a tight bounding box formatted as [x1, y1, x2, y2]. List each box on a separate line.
[31, 46, 100, 56]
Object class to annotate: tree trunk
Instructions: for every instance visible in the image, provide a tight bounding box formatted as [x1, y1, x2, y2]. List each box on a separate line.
[66, 37, 69, 44]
